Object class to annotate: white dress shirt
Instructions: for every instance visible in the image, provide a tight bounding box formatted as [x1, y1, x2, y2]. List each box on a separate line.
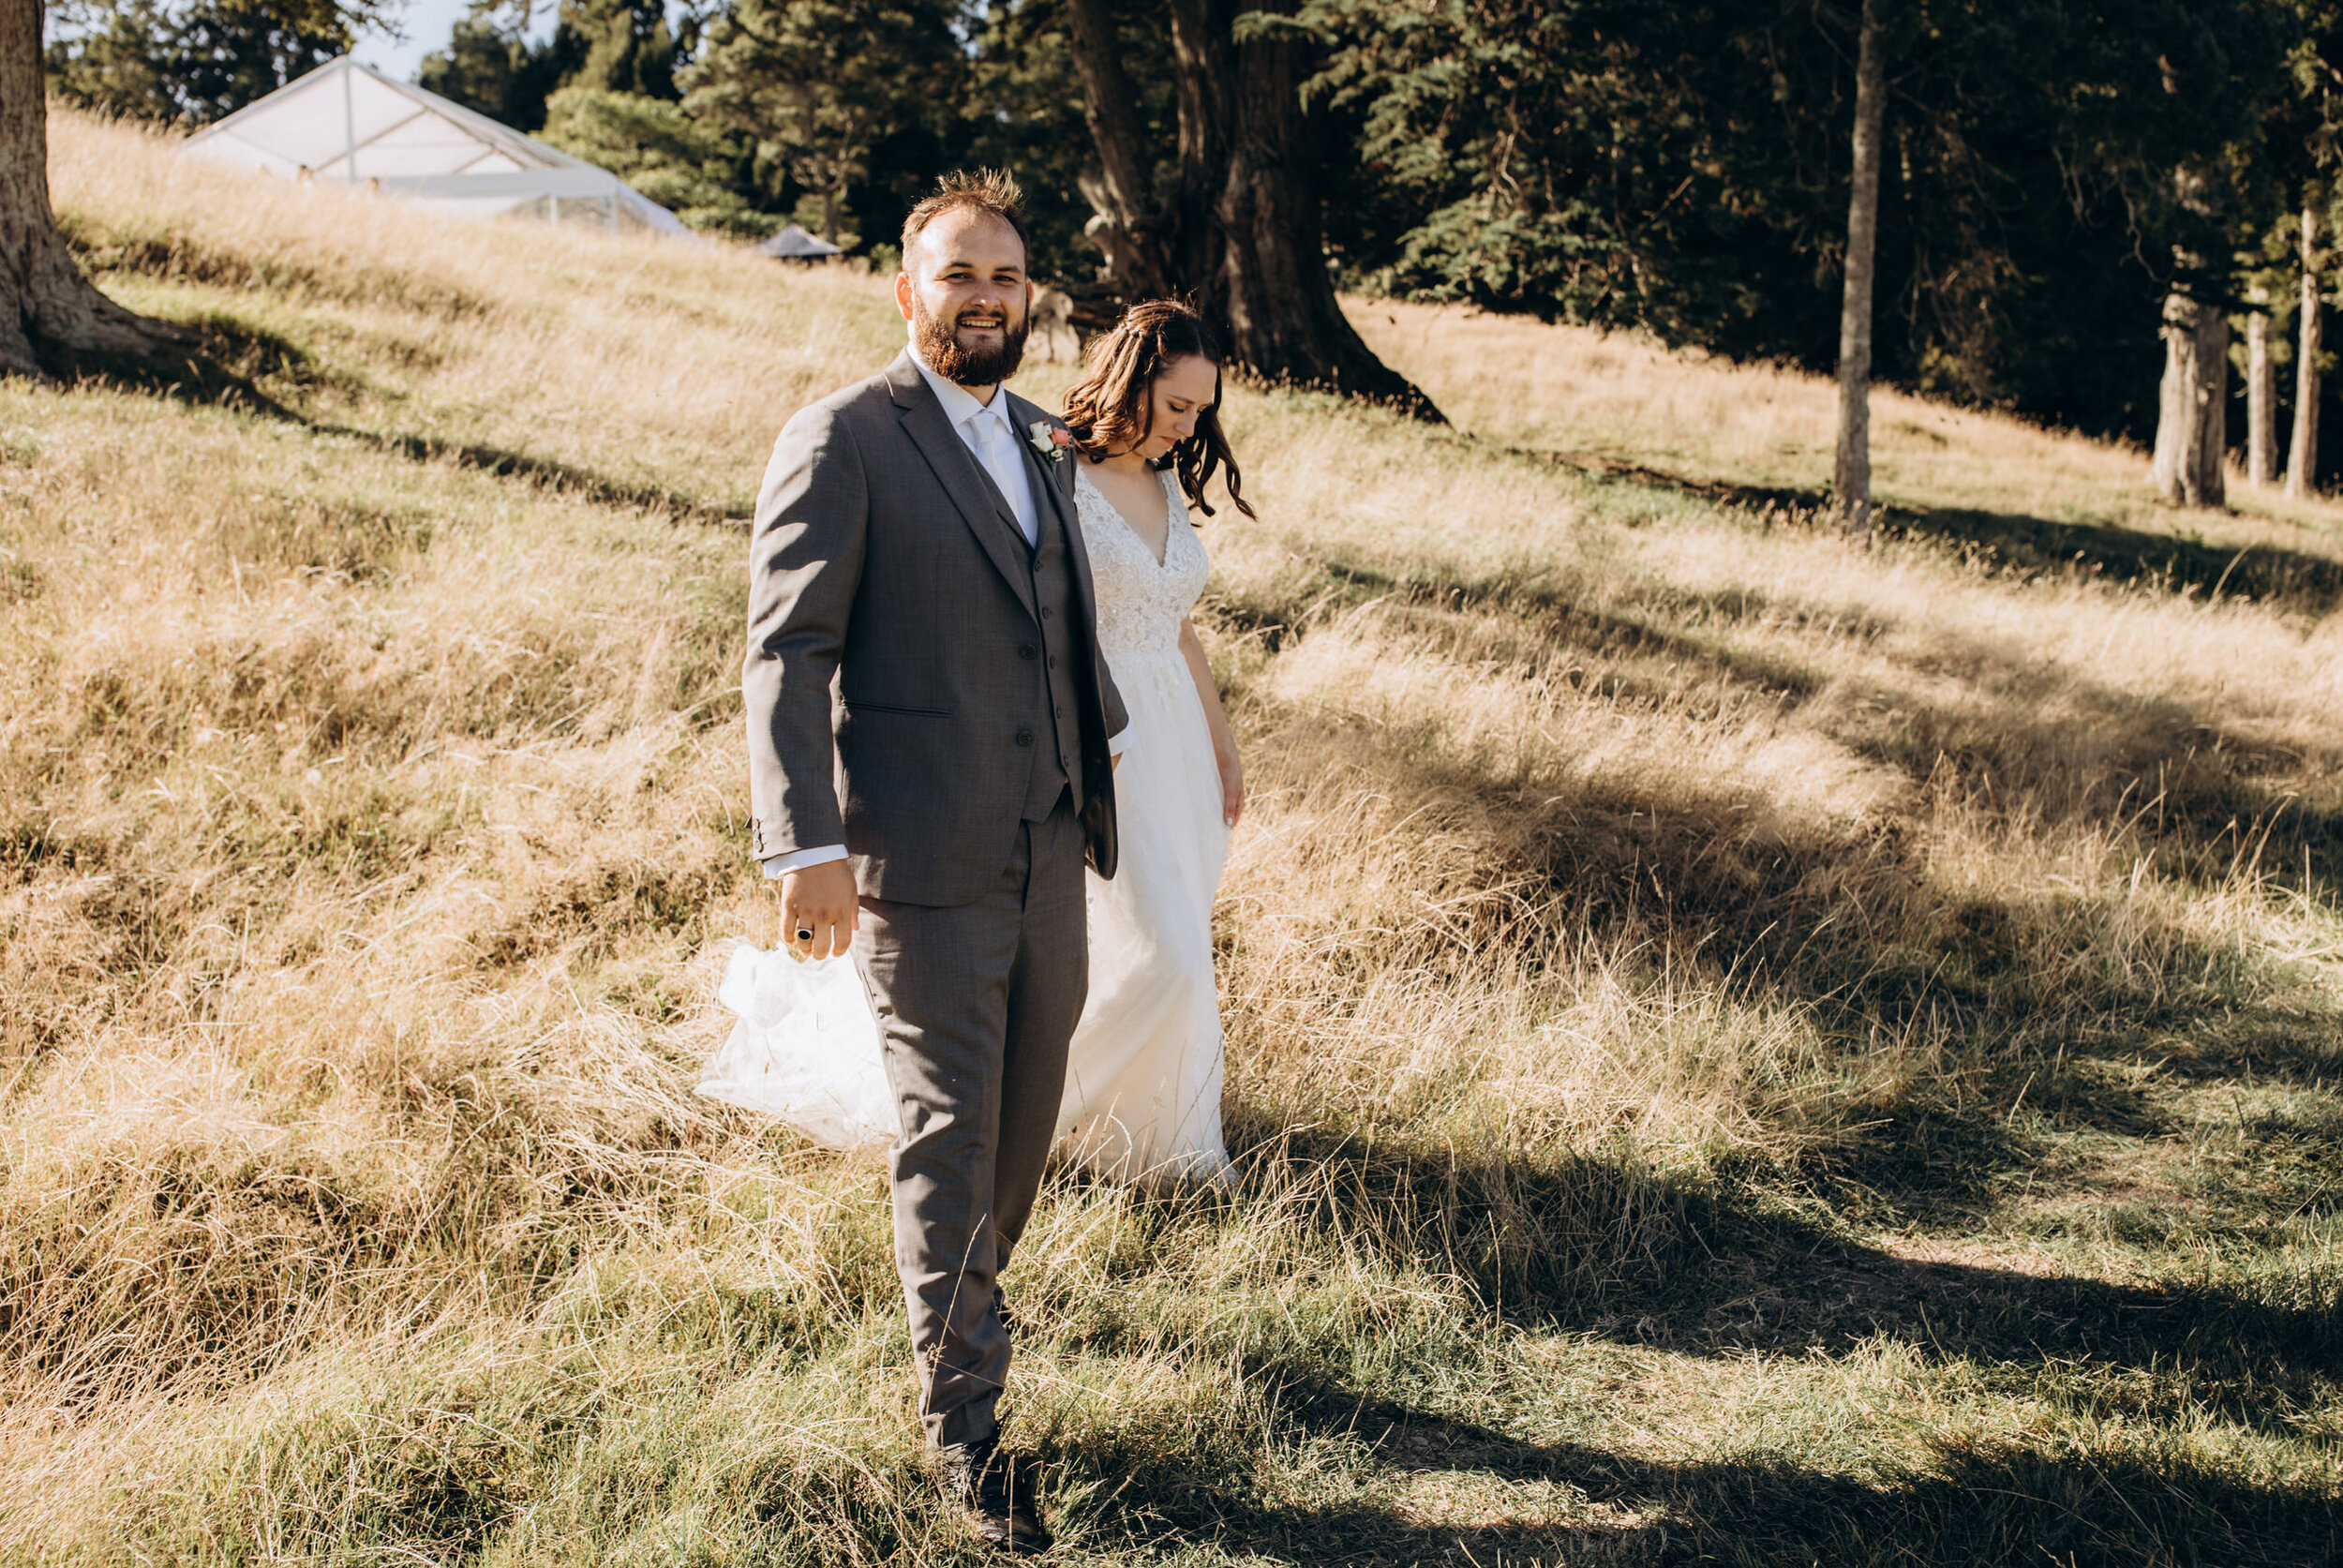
[763, 343, 1125, 881]
[913, 353, 1042, 546]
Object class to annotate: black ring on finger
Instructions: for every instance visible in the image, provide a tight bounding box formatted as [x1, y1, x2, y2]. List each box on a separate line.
[796, 927, 814, 943]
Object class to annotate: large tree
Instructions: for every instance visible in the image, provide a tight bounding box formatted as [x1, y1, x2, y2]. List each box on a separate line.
[48, 0, 398, 123]
[0, 0, 184, 375]
[1064, 0, 1440, 420]
[1297, 0, 2284, 445]
[683, 0, 964, 247]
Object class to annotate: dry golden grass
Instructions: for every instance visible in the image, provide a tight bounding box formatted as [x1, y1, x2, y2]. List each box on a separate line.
[2, 111, 2338, 1564]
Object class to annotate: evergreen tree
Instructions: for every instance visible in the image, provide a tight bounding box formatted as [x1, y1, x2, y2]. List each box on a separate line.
[537, 83, 777, 233]
[558, 0, 679, 98]
[47, 0, 398, 122]
[416, 12, 569, 130]
[680, 0, 968, 246]
[1296, 0, 2284, 442]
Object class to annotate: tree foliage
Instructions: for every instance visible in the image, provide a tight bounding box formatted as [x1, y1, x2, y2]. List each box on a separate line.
[680, 0, 967, 246]
[1296, 0, 2285, 436]
[53, 0, 2343, 442]
[47, 0, 399, 121]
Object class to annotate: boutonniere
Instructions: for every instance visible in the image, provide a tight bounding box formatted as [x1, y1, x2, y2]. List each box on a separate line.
[1028, 420, 1075, 467]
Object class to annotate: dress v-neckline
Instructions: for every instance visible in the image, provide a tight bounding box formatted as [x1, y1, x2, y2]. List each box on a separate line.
[1078, 463, 1173, 569]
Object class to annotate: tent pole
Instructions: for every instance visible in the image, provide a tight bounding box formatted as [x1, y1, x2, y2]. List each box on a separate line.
[342, 60, 356, 185]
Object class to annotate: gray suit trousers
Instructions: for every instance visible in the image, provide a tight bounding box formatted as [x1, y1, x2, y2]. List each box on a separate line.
[854, 792, 1088, 1448]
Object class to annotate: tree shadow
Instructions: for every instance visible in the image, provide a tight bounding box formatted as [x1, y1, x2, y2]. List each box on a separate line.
[37, 317, 317, 419]
[1224, 1121, 2339, 1394]
[1894, 502, 2343, 609]
[37, 317, 750, 527]
[1277, 544, 2341, 935]
[1050, 1367, 2339, 1565]
[1491, 441, 2343, 609]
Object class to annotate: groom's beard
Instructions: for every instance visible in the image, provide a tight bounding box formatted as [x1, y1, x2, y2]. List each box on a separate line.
[914, 294, 1029, 386]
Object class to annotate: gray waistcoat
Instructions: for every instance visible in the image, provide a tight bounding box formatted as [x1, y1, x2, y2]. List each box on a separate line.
[1018, 502, 1087, 823]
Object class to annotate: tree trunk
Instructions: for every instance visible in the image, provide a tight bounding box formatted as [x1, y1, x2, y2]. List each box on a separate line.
[1832, 0, 1886, 539]
[0, 0, 184, 375]
[2151, 288, 2229, 508]
[2246, 287, 2276, 485]
[1067, 0, 1441, 421]
[1065, 0, 1171, 295]
[2288, 205, 2321, 499]
[1209, 0, 1438, 415]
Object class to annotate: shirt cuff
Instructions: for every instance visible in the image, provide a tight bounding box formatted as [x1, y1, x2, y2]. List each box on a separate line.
[1108, 726, 1132, 758]
[762, 844, 848, 878]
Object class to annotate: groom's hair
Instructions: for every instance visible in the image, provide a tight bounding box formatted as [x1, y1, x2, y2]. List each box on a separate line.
[901, 170, 1029, 272]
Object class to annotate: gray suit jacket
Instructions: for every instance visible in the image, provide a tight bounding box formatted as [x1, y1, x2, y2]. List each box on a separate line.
[745, 351, 1129, 906]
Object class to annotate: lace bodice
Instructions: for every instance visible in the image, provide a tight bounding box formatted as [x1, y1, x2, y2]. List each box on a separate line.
[1076, 465, 1208, 661]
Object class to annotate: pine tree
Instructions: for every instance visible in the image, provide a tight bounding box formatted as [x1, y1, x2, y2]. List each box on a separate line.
[681, 0, 965, 246]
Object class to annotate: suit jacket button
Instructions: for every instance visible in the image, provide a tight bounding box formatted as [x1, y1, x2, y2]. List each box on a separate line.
[1019, 643, 1037, 660]
[1016, 728, 1035, 746]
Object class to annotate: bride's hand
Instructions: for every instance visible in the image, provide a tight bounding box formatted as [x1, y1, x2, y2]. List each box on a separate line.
[1216, 747, 1245, 829]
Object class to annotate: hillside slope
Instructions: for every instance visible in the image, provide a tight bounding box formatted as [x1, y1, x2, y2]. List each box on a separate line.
[4, 112, 2340, 1565]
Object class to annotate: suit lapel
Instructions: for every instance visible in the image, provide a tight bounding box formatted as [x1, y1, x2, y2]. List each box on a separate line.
[887, 352, 1037, 621]
[1005, 389, 1104, 663]
[1004, 388, 1077, 537]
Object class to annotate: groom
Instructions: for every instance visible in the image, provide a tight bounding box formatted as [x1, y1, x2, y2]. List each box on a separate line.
[743, 170, 1127, 1554]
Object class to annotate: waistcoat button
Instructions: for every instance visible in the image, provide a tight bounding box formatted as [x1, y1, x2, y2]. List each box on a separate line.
[1018, 643, 1037, 660]
[1015, 728, 1035, 746]
[1039, 606, 1053, 620]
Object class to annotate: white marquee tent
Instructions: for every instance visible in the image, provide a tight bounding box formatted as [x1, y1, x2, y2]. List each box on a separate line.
[184, 57, 697, 241]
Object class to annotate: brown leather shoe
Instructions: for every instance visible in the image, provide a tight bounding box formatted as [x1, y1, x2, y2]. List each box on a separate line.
[936, 1437, 1053, 1555]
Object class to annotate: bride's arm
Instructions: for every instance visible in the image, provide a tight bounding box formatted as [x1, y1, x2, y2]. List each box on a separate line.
[1177, 616, 1244, 829]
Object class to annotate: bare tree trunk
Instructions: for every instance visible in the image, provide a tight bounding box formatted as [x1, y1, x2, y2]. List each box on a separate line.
[0, 0, 184, 375]
[1209, 0, 1438, 415]
[1833, 0, 1887, 539]
[2288, 205, 2322, 499]
[1067, 0, 1441, 420]
[2152, 289, 2229, 508]
[2246, 287, 2276, 485]
[1066, 0, 1170, 295]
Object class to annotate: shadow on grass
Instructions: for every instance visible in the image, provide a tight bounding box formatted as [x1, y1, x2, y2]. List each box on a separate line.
[309, 424, 752, 527]
[1225, 1120, 2340, 1392]
[1272, 546, 2343, 941]
[39, 318, 312, 419]
[1055, 1378, 2340, 1566]
[1498, 441, 2343, 609]
[40, 318, 749, 527]
[1894, 503, 2343, 608]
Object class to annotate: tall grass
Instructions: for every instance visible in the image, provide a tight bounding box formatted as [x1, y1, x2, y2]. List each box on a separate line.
[3, 111, 2338, 1564]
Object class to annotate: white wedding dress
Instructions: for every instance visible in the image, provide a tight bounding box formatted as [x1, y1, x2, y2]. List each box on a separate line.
[699, 465, 1232, 1182]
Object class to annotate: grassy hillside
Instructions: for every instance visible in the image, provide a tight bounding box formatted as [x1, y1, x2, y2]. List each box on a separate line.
[4, 111, 2340, 1564]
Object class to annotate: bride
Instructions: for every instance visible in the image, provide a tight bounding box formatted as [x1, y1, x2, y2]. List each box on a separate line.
[700, 299, 1253, 1184]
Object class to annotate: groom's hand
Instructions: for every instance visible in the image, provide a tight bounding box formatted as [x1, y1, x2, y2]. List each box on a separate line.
[779, 860, 859, 961]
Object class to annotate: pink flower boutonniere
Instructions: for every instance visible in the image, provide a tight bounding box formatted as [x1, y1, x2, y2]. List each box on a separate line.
[1028, 420, 1075, 467]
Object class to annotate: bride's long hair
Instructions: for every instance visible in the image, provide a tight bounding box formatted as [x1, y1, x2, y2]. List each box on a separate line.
[1060, 300, 1256, 519]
